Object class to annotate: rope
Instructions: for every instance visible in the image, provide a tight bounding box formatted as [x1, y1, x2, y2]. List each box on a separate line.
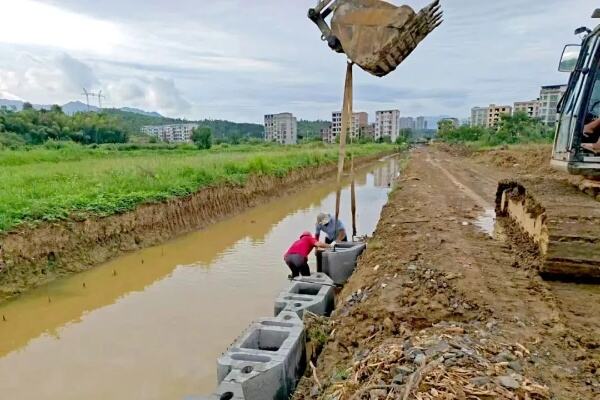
[335, 62, 354, 239]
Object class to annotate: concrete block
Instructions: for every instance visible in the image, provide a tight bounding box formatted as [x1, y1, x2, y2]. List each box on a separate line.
[321, 241, 366, 285]
[273, 272, 335, 317]
[217, 311, 306, 400]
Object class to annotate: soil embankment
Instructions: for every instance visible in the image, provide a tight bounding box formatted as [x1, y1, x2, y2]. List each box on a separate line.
[295, 145, 599, 399]
[0, 154, 389, 301]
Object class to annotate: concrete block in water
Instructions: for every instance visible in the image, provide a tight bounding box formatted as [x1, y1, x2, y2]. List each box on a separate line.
[321, 242, 366, 285]
[216, 311, 305, 400]
[273, 272, 335, 317]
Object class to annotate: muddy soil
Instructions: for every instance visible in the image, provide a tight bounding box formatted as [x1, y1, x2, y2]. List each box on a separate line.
[0, 154, 388, 301]
[295, 145, 599, 399]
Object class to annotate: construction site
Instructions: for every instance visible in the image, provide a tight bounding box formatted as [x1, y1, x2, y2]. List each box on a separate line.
[1, 1, 600, 400]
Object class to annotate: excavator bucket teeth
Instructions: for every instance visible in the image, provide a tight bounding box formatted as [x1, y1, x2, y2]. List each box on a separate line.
[331, 0, 442, 77]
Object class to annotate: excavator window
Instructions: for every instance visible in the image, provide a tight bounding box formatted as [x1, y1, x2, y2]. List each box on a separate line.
[582, 63, 600, 144]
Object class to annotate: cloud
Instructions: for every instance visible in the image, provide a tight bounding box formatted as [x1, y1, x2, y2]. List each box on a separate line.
[107, 77, 190, 116]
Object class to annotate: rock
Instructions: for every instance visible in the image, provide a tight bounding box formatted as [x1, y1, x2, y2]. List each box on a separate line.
[310, 385, 320, 396]
[414, 353, 426, 366]
[407, 264, 418, 271]
[508, 361, 523, 373]
[426, 340, 450, 356]
[392, 373, 406, 385]
[469, 376, 491, 387]
[497, 375, 520, 389]
[494, 351, 516, 363]
[383, 317, 394, 330]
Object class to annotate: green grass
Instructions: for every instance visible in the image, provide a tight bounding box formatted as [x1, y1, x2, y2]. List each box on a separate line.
[0, 143, 394, 232]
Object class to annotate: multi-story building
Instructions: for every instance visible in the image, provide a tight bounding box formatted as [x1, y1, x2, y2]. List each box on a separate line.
[416, 116, 428, 131]
[486, 104, 513, 127]
[470, 107, 488, 127]
[329, 111, 369, 143]
[514, 100, 541, 119]
[399, 117, 415, 130]
[375, 110, 400, 142]
[320, 124, 334, 144]
[141, 123, 198, 142]
[264, 113, 298, 145]
[539, 85, 567, 126]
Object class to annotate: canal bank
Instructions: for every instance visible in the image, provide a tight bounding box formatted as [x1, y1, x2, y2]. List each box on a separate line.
[0, 156, 401, 400]
[0, 151, 394, 301]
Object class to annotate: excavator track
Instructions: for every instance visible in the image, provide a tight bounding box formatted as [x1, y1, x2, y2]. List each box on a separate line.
[496, 177, 600, 280]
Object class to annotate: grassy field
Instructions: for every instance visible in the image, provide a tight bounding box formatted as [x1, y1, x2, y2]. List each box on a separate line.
[0, 143, 394, 232]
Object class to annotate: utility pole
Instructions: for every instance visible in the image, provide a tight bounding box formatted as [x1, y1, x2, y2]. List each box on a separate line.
[81, 88, 105, 110]
[81, 88, 91, 111]
[96, 90, 106, 109]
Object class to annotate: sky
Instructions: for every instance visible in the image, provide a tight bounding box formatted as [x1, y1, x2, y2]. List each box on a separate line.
[0, 0, 597, 122]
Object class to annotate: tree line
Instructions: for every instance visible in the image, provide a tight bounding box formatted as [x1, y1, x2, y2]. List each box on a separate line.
[437, 112, 554, 146]
[0, 103, 128, 148]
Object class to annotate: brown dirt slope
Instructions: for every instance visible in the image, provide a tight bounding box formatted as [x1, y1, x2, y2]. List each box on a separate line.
[295, 146, 599, 400]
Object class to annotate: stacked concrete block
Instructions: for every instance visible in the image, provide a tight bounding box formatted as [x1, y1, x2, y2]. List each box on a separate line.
[321, 242, 367, 285]
[216, 311, 305, 400]
[274, 272, 335, 317]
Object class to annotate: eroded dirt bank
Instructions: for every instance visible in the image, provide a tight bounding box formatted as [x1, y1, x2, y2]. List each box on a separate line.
[295, 146, 599, 400]
[0, 154, 388, 301]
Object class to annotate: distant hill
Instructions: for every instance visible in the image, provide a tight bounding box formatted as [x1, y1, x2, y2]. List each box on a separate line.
[120, 107, 163, 118]
[62, 101, 100, 115]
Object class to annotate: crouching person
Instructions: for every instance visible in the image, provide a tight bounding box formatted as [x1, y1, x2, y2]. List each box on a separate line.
[284, 231, 331, 278]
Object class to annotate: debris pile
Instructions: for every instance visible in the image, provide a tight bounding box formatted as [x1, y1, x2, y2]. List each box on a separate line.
[306, 322, 551, 399]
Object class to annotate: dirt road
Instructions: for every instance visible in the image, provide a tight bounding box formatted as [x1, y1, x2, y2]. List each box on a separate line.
[296, 145, 599, 399]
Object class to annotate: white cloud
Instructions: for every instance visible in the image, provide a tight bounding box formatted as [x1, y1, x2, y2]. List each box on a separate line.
[0, 0, 123, 54]
[0, 53, 99, 102]
[106, 77, 190, 116]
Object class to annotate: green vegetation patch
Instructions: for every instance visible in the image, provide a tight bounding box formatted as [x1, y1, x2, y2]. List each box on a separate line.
[0, 143, 393, 232]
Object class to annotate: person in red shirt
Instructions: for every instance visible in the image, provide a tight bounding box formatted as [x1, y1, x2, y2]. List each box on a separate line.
[284, 231, 332, 278]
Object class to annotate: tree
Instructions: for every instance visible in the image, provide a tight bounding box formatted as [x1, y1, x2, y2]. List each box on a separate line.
[22, 102, 34, 110]
[191, 127, 213, 149]
[50, 104, 63, 114]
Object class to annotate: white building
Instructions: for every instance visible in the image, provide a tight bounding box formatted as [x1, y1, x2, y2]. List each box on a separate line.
[470, 107, 488, 127]
[141, 123, 198, 142]
[539, 85, 567, 126]
[416, 116, 428, 131]
[264, 113, 298, 145]
[375, 110, 400, 142]
[329, 111, 368, 143]
[399, 117, 415, 130]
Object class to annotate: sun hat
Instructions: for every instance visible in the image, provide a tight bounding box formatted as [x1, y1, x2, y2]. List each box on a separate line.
[317, 212, 331, 225]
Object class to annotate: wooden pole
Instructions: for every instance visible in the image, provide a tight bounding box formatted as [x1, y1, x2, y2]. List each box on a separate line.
[335, 63, 353, 236]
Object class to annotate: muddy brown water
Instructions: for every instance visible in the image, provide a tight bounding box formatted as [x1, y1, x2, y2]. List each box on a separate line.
[0, 157, 400, 400]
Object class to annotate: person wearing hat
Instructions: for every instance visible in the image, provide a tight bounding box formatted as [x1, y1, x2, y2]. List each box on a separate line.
[315, 212, 348, 244]
[284, 232, 332, 278]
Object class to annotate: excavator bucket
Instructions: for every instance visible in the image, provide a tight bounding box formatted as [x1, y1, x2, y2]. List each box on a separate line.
[309, 0, 443, 77]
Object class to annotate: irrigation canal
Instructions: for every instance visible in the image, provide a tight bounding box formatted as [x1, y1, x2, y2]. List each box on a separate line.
[0, 156, 400, 400]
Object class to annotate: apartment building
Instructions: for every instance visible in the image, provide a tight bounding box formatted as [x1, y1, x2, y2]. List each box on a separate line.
[470, 107, 488, 127]
[539, 85, 567, 126]
[514, 100, 541, 119]
[416, 116, 428, 131]
[320, 124, 333, 143]
[264, 113, 298, 145]
[141, 123, 198, 142]
[486, 104, 513, 127]
[329, 111, 369, 143]
[399, 117, 415, 130]
[375, 110, 400, 142]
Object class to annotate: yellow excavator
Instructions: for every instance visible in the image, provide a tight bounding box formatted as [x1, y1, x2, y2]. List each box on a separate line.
[497, 10, 600, 280]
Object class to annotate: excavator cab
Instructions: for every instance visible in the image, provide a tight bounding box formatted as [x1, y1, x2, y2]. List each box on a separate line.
[553, 9, 600, 177]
